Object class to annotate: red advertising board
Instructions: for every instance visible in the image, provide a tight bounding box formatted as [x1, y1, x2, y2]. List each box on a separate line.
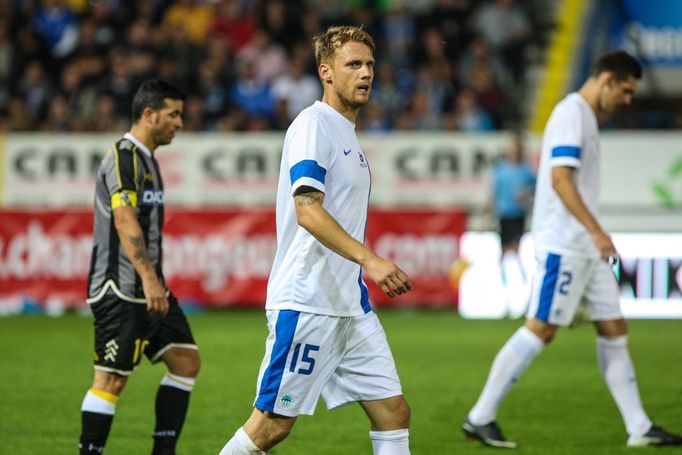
[366, 209, 466, 307]
[0, 209, 466, 309]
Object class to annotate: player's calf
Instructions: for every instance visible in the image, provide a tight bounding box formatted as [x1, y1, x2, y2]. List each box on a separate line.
[79, 388, 119, 454]
[152, 372, 196, 455]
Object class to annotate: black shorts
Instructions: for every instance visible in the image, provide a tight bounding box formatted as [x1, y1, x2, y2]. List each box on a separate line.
[499, 216, 526, 247]
[91, 292, 197, 375]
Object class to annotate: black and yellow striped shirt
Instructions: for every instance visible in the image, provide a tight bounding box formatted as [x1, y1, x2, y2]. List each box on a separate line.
[87, 133, 166, 304]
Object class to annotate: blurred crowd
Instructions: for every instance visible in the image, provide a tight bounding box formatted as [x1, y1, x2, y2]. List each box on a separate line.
[0, 0, 551, 133]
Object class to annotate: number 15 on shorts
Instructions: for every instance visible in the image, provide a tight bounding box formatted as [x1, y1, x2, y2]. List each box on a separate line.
[289, 343, 320, 375]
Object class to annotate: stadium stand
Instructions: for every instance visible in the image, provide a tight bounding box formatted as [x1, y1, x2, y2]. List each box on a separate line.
[0, 0, 561, 133]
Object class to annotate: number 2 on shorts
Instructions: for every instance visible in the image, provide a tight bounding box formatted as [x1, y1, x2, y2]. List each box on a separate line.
[558, 271, 572, 295]
[289, 343, 320, 375]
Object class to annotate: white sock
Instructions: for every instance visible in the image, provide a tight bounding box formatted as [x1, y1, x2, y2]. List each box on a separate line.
[81, 389, 118, 415]
[369, 429, 410, 455]
[161, 372, 196, 392]
[468, 326, 544, 425]
[597, 336, 652, 436]
[219, 427, 266, 455]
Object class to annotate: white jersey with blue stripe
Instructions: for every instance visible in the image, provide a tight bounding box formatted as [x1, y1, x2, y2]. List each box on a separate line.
[266, 101, 373, 317]
[531, 93, 601, 259]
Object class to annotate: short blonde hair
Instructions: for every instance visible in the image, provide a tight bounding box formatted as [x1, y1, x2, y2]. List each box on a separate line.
[313, 25, 375, 66]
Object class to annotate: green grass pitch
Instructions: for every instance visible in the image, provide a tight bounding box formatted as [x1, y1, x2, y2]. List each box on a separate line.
[1, 310, 681, 454]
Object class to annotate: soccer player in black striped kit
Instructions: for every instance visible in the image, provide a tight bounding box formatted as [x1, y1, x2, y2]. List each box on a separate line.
[79, 80, 200, 455]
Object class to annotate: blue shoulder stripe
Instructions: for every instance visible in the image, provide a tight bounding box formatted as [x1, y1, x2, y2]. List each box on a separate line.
[551, 146, 580, 159]
[290, 159, 327, 185]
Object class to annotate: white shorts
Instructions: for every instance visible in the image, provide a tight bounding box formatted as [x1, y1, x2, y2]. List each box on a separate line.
[253, 310, 403, 417]
[526, 252, 622, 326]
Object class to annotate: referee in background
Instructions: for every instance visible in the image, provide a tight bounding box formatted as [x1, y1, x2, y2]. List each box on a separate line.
[79, 80, 200, 455]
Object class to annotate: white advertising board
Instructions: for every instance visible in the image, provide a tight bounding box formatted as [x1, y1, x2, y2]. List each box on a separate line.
[458, 232, 682, 319]
[0, 132, 680, 230]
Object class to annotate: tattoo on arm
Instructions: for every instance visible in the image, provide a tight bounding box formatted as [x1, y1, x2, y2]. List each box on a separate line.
[129, 235, 153, 270]
[295, 191, 324, 207]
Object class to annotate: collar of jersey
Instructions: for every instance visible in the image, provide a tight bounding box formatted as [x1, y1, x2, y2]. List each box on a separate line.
[314, 101, 355, 129]
[124, 132, 153, 158]
[569, 92, 596, 117]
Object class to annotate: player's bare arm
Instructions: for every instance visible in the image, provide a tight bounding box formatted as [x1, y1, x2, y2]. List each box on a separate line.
[551, 166, 616, 258]
[294, 186, 412, 297]
[295, 189, 324, 207]
[129, 235, 153, 270]
[113, 204, 169, 315]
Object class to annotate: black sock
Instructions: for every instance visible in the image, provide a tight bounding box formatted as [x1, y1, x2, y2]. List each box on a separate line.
[80, 411, 114, 454]
[152, 385, 191, 455]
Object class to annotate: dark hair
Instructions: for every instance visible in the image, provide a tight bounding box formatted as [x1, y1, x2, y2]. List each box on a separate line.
[131, 79, 185, 122]
[591, 50, 643, 81]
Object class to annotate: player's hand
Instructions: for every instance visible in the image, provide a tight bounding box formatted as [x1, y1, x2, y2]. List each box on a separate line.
[142, 275, 169, 316]
[363, 255, 412, 298]
[591, 229, 617, 260]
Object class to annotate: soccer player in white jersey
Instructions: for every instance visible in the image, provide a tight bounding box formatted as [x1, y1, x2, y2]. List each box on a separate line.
[219, 25, 413, 455]
[463, 51, 682, 449]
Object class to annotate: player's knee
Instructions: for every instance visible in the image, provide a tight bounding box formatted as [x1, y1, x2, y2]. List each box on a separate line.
[93, 372, 128, 395]
[168, 350, 201, 378]
[370, 396, 411, 430]
[541, 330, 557, 344]
[616, 319, 628, 335]
[245, 410, 295, 450]
[183, 351, 201, 377]
[268, 424, 292, 445]
[595, 318, 628, 337]
[395, 398, 411, 428]
[109, 375, 128, 395]
[525, 319, 558, 344]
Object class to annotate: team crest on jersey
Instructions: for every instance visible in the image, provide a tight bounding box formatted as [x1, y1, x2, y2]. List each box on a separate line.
[142, 189, 164, 205]
[120, 191, 132, 206]
[280, 394, 293, 407]
[118, 139, 134, 151]
[357, 150, 368, 168]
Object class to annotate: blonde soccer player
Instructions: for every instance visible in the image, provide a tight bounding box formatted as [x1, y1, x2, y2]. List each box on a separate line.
[219, 25, 413, 455]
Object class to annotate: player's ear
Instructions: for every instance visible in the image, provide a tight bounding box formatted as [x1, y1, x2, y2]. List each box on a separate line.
[142, 106, 157, 124]
[602, 71, 615, 88]
[319, 64, 333, 84]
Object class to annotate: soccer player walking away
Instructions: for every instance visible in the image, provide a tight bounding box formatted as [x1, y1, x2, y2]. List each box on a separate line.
[79, 80, 200, 455]
[463, 50, 682, 449]
[219, 25, 413, 455]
